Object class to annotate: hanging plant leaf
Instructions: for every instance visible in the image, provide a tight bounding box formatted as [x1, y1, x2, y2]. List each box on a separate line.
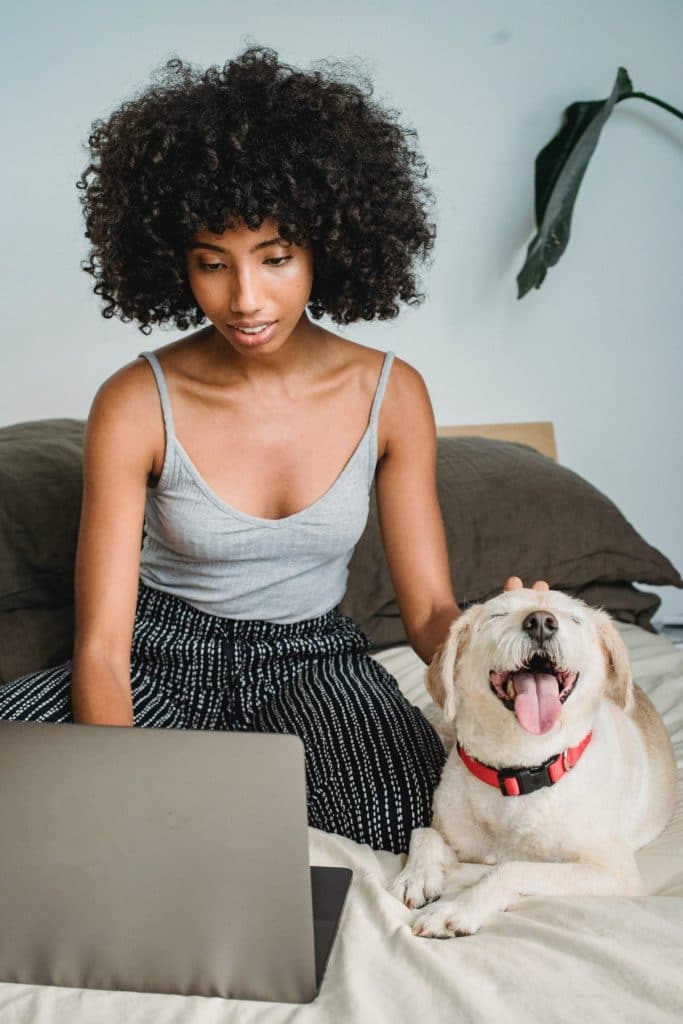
[517, 67, 633, 299]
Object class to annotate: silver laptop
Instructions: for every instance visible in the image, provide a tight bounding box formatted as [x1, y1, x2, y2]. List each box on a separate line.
[0, 721, 351, 1002]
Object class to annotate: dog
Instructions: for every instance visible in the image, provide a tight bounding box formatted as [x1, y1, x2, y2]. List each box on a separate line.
[387, 588, 677, 937]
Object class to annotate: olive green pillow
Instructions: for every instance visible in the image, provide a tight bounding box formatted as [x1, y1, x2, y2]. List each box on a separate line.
[340, 436, 682, 648]
[0, 419, 85, 613]
[0, 422, 680, 675]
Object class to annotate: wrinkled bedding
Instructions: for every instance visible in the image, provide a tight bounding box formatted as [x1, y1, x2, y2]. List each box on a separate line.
[1, 623, 682, 1023]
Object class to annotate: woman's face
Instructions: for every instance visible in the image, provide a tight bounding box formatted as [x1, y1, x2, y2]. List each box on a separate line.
[185, 218, 314, 354]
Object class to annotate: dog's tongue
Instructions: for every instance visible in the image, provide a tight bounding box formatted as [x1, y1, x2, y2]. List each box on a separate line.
[513, 672, 561, 734]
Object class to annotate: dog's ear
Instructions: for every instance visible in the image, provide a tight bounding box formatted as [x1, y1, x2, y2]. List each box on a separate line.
[426, 612, 472, 722]
[594, 609, 635, 713]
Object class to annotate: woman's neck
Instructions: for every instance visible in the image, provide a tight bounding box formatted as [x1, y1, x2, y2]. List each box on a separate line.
[201, 316, 337, 394]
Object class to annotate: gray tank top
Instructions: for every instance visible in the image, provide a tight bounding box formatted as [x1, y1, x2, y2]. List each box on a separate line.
[137, 349, 395, 623]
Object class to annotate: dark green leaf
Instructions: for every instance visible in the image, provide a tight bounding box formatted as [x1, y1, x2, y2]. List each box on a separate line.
[517, 67, 633, 298]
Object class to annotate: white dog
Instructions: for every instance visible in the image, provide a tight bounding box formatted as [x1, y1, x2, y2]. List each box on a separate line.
[388, 588, 677, 937]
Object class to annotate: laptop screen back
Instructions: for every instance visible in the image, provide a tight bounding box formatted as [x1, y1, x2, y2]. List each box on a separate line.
[0, 721, 318, 1001]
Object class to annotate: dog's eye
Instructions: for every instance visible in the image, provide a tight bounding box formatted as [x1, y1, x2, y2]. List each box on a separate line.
[487, 613, 507, 620]
[571, 616, 583, 625]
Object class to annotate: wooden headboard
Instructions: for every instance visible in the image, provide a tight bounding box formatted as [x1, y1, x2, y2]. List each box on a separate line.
[436, 421, 557, 462]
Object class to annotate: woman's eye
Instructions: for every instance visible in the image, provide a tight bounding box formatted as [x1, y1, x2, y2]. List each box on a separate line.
[198, 257, 291, 271]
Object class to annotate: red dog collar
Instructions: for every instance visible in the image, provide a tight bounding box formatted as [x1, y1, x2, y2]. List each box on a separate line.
[456, 732, 593, 797]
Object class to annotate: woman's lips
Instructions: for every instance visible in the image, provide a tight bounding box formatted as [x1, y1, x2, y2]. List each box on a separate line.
[226, 321, 278, 346]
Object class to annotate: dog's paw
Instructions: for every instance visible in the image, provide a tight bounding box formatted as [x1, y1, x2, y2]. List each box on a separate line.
[387, 865, 444, 910]
[411, 893, 486, 938]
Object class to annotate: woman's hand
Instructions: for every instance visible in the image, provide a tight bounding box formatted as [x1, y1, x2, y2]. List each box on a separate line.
[503, 576, 549, 592]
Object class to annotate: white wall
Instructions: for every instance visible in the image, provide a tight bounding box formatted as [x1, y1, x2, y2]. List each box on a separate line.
[2, 0, 682, 619]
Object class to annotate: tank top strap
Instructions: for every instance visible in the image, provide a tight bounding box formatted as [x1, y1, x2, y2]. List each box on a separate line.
[367, 350, 395, 484]
[138, 351, 176, 448]
[369, 350, 395, 426]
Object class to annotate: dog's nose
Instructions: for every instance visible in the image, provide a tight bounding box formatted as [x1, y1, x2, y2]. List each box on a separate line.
[522, 610, 558, 645]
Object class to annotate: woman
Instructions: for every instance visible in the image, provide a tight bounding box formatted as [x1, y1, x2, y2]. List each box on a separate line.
[0, 47, 545, 853]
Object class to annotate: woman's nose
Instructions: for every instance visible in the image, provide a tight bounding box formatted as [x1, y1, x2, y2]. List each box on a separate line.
[229, 267, 264, 315]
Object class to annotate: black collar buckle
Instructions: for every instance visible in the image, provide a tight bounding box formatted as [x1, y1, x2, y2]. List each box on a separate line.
[498, 753, 557, 796]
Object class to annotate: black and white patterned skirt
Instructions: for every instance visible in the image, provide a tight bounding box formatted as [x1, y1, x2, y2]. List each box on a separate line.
[0, 582, 446, 853]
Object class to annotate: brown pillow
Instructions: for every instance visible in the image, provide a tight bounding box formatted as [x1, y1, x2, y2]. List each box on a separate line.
[340, 436, 682, 647]
[0, 423, 680, 664]
[0, 605, 74, 684]
[0, 419, 85, 612]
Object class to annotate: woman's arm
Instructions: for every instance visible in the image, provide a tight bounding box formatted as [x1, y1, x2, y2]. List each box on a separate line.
[71, 361, 159, 725]
[374, 359, 460, 665]
[375, 361, 549, 665]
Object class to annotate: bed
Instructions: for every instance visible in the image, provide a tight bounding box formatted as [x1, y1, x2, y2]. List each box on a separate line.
[0, 418, 682, 1022]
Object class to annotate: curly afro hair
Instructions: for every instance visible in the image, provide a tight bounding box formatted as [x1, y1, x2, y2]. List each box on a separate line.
[77, 46, 436, 334]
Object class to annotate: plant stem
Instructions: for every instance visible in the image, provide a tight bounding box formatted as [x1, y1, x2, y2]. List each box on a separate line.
[617, 91, 683, 120]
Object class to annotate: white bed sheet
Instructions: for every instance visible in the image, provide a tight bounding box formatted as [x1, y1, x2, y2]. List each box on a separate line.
[1, 623, 682, 1023]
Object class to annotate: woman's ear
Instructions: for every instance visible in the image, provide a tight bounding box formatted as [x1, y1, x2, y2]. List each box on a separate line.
[425, 611, 473, 722]
[593, 609, 635, 714]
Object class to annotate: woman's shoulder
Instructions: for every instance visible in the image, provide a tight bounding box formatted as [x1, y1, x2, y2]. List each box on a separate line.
[325, 336, 433, 459]
[92, 326, 210, 404]
[338, 337, 428, 407]
[323, 333, 422, 388]
[134, 326, 211, 376]
[86, 346, 174, 478]
[92, 352, 166, 417]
